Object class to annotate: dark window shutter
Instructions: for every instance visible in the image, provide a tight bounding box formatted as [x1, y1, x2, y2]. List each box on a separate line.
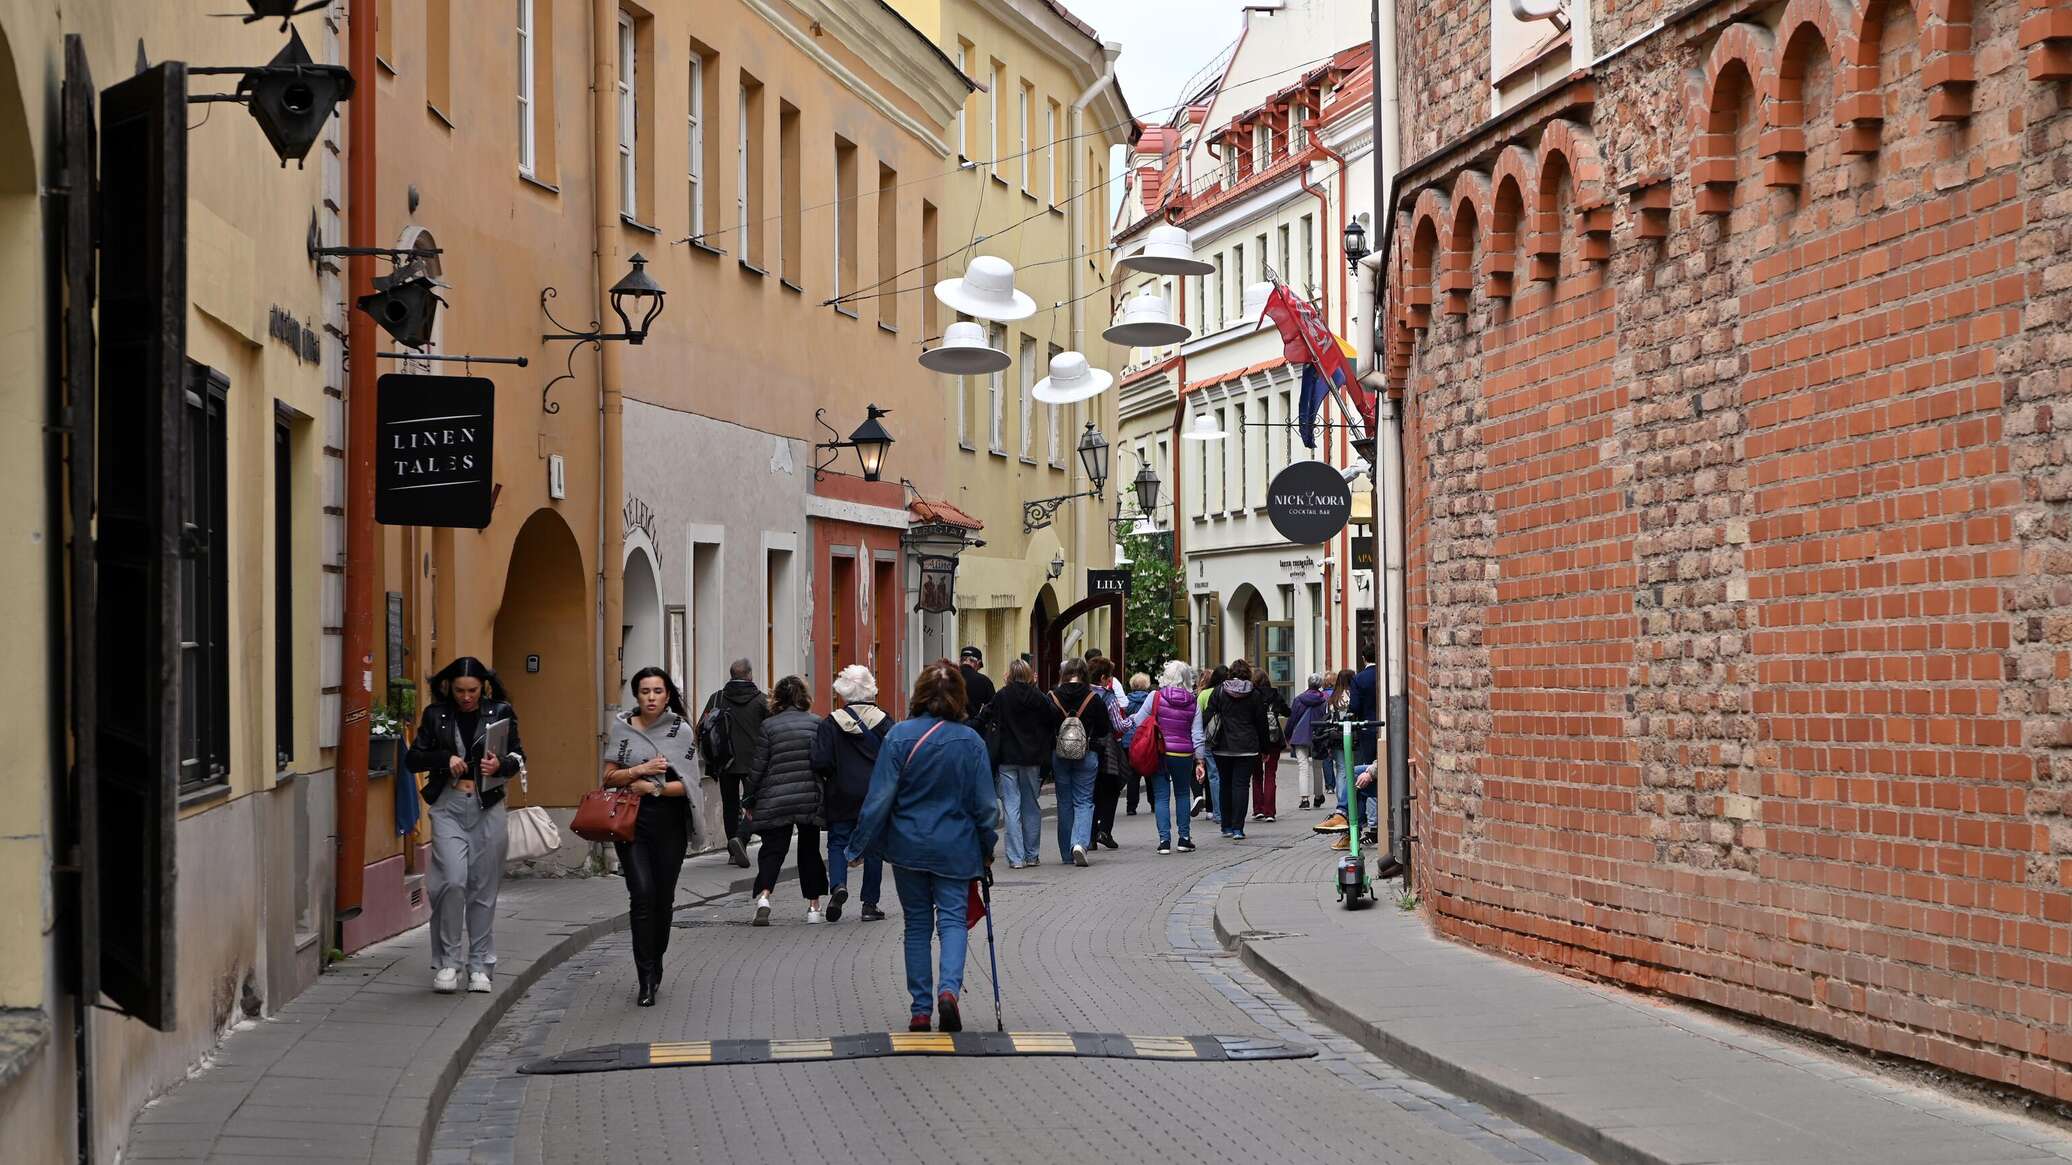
[61, 33, 101, 1005]
[94, 59, 186, 1033]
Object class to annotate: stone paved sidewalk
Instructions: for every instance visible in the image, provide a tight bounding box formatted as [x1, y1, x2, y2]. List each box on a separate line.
[123, 848, 781, 1164]
[1215, 841, 2072, 1165]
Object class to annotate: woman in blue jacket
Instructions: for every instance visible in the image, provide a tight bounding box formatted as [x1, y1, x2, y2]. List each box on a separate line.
[845, 661, 998, 1033]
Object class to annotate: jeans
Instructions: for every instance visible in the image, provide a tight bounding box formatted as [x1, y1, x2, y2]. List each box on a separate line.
[1202, 752, 1221, 818]
[825, 818, 882, 905]
[1052, 752, 1098, 858]
[996, 765, 1042, 865]
[428, 791, 507, 974]
[1319, 740, 1341, 795]
[754, 823, 829, 900]
[892, 866, 968, 1017]
[1155, 755, 1196, 846]
[1216, 754, 1257, 832]
[614, 797, 689, 980]
[1338, 774, 1380, 833]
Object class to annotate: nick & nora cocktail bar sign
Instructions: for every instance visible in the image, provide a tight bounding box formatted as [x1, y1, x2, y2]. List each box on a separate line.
[1265, 460, 1352, 545]
[375, 374, 496, 529]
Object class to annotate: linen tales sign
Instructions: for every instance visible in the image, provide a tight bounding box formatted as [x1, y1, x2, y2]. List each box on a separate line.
[376, 374, 495, 529]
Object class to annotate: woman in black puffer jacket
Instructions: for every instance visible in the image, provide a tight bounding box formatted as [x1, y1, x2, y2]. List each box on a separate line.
[1205, 659, 1273, 840]
[745, 675, 827, 926]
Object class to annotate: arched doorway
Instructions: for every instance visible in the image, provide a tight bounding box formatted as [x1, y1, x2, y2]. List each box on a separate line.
[1230, 584, 1269, 665]
[1027, 583, 1059, 683]
[494, 509, 591, 807]
[622, 543, 662, 682]
[1037, 593, 1123, 689]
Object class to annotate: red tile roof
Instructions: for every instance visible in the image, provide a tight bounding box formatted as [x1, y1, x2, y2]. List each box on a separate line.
[908, 498, 984, 530]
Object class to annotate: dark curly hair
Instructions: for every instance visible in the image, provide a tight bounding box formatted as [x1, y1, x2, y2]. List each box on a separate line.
[769, 674, 813, 713]
[908, 659, 968, 721]
[429, 656, 508, 704]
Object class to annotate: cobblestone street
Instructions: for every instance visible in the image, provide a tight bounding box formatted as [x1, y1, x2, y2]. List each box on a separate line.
[438, 810, 1585, 1165]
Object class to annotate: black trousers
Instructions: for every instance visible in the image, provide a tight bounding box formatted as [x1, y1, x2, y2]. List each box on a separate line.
[718, 773, 747, 841]
[614, 797, 689, 979]
[754, 822, 830, 899]
[1092, 742, 1122, 839]
[1217, 754, 1258, 830]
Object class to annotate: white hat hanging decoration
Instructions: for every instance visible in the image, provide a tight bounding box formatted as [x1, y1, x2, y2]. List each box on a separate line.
[1102, 293, 1192, 347]
[1180, 409, 1227, 440]
[918, 320, 1012, 374]
[1031, 350, 1114, 404]
[933, 254, 1037, 322]
[1119, 224, 1216, 276]
[1241, 281, 1275, 324]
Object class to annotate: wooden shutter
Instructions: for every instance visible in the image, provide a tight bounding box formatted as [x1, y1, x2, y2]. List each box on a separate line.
[94, 59, 186, 1032]
[61, 32, 100, 1004]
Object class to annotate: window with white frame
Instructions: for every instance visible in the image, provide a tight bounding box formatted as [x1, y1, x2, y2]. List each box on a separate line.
[988, 323, 1006, 452]
[617, 12, 636, 218]
[1301, 214, 1314, 296]
[517, 0, 535, 174]
[1019, 336, 1036, 458]
[955, 41, 972, 158]
[1018, 84, 1029, 190]
[1234, 401, 1247, 509]
[1224, 142, 1237, 187]
[1290, 106, 1306, 153]
[1254, 122, 1271, 170]
[687, 53, 703, 236]
[957, 312, 973, 448]
[1046, 101, 1059, 203]
[1047, 342, 1064, 467]
[989, 60, 1003, 168]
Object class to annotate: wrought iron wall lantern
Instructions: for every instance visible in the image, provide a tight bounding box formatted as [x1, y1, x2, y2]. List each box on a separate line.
[904, 519, 981, 615]
[356, 259, 445, 350]
[1343, 215, 1373, 273]
[1107, 459, 1164, 536]
[537, 253, 668, 413]
[1023, 422, 1111, 534]
[236, 0, 331, 30]
[814, 405, 895, 482]
[188, 26, 353, 166]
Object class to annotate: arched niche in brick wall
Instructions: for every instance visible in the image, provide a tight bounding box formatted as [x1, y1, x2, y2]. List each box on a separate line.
[1766, 0, 1846, 189]
[1406, 188, 1450, 333]
[1485, 145, 1538, 303]
[1691, 23, 1775, 217]
[1444, 172, 1491, 317]
[1536, 119, 1610, 272]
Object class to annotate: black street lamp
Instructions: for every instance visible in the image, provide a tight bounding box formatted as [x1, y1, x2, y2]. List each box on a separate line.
[538, 254, 669, 412]
[815, 404, 895, 482]
[1133, 461, 1162, 515]
[1024, 422, 1113, 533]
[188, 26, 355, 166]
[1343, 216, 1372, 273]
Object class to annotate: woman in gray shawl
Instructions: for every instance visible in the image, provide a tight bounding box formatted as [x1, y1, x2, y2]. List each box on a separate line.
[603, 666, 701, 1006]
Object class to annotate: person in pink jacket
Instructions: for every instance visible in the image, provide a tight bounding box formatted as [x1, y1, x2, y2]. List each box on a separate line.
[1134, 660, 1207, 854]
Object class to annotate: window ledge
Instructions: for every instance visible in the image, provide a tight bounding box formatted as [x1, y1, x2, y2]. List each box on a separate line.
[877, 321, 899, 335]
[376, 55, 396, 76]
[740, 259, 769, 278]
[989, 446, 1008, 458]
[179, 781, 232, 809]
[0, 1010, 50, 1093]
[834, 304, 860, 320]
[1021, 455, 1038, 466]
[1049, 204, 1065, 218]
[620, 215, 661, 236]
[959, 441, 977, 453]
[275, 765, 296, 786]
[518, 170, 560, 196]
[428, 103, 454, 130]
[689, 239, 726, 258]
[780, 277, 804, 294]
[1021, 189, 1039, 204]
[990, 172, 1010, 188]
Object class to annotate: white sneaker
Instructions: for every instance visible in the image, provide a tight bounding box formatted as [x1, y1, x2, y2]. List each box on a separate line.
[467, 971, 492, 993]
[753, 893, 772, 927]
[432, 967, 460, 994]
[806, 907, 825, 924]
[1072, 845, 1089, 867]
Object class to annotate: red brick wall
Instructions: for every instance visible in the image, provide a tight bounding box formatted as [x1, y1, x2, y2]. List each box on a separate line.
[1395, 0, 1491, 165]
[1387, 0, 2072, 1102]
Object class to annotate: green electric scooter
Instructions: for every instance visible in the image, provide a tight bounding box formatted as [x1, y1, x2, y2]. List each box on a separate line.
[1334, 719, 1371, 909]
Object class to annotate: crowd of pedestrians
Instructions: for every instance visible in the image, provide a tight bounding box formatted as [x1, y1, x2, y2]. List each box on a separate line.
[401, 641, 1381, 1027]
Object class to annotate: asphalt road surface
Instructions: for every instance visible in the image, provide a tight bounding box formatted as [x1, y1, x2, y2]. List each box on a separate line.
[437, 804, 1593, 1165]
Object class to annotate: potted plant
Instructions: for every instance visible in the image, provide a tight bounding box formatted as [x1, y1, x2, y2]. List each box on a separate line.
[367, 682, 418, 777]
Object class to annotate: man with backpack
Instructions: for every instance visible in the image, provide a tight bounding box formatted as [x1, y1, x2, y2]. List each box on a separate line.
[1048, 658, 1112, 867]
[699, 658, 771, 867]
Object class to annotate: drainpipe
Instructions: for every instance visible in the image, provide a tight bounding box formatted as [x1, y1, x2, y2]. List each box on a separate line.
[335, 0, 379, 921]
[1068, 41, 1122, 355]
[1366, 0, 1410, 884]
[593, 0, 624, 745]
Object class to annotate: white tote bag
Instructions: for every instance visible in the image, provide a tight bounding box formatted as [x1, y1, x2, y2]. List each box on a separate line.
[505, 765, 562, 862]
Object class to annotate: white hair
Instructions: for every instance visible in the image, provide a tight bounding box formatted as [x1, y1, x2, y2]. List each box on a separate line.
[1158, 660, 1192, 689]
[833, 664, 878, 704]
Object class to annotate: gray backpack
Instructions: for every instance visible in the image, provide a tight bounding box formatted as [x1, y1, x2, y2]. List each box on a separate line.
[1051, 692, 1096, 761]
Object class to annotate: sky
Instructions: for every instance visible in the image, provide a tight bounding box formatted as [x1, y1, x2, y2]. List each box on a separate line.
[1069, 0, 1252, 121]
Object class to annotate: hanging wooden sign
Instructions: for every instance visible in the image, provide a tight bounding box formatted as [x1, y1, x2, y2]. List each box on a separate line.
[375, 374, 495, 528]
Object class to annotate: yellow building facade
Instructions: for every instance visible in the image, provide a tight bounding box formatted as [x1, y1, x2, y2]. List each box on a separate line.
[0, 4, 343, 1160]
[885, 0, 1133, 675]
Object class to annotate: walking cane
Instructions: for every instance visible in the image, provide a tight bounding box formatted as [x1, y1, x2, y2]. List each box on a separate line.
[980, 877, 1004, 1032]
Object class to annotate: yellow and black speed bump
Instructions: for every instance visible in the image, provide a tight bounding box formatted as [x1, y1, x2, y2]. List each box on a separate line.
[517, 1032, 1313, 1074]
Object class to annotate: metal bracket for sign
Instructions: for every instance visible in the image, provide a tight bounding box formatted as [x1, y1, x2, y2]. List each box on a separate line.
[537, 335, 599, 416]
[1022, 486, 1102, 535]
[375, 352, 528, 369]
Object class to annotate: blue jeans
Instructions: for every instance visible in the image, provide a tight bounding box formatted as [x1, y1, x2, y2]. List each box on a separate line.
[1051, 752, 1098, 858]
[1338, 773, 1379, 832]
[892, 866, 968, 1017]
[825, 819, 882, 906]
[1202, 751, 1221, 817]
[1155, 755, 1196, 846]
[996, 765, 1042, 865]
[1319, 742, 1340, 794]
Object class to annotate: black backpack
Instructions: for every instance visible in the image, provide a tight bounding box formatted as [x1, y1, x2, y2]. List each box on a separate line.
[696, 700, 735, 771]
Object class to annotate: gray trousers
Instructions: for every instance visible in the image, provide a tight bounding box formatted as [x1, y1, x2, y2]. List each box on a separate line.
[428, 792, 507, 973]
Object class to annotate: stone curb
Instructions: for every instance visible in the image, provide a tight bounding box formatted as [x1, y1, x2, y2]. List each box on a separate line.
[407, 863, 783, 1164]
[1211, 883, 1666, 1165]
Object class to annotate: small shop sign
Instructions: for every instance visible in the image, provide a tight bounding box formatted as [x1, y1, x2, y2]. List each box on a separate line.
[375, 374, 495, 528]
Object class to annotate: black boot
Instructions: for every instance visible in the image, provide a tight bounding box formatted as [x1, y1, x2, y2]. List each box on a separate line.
[636, 968, 657, 1007]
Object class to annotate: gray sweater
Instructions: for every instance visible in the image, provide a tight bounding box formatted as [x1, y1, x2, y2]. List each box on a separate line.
[744, 709, 824, 829]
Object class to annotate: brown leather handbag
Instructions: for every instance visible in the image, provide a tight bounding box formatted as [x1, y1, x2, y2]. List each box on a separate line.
[570, 788, 642, 843]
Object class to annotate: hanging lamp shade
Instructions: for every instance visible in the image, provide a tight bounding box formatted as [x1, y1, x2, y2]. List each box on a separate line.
[933, 254, 1037, 321]
[1120, 224, 1216, 276]
[1129, 516, 1159, 537]
[1032, 351, 1114, 404]
[918, 320, 1012, 374]
[1181, 410, 1227, 441]
[1241, 281, 1275, 324]
[1103, 293, 1192, 347]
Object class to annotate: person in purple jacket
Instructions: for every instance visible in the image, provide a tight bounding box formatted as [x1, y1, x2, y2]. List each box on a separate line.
[1287, 674, 1330, 810]
[1134, 660, 1207, 854]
